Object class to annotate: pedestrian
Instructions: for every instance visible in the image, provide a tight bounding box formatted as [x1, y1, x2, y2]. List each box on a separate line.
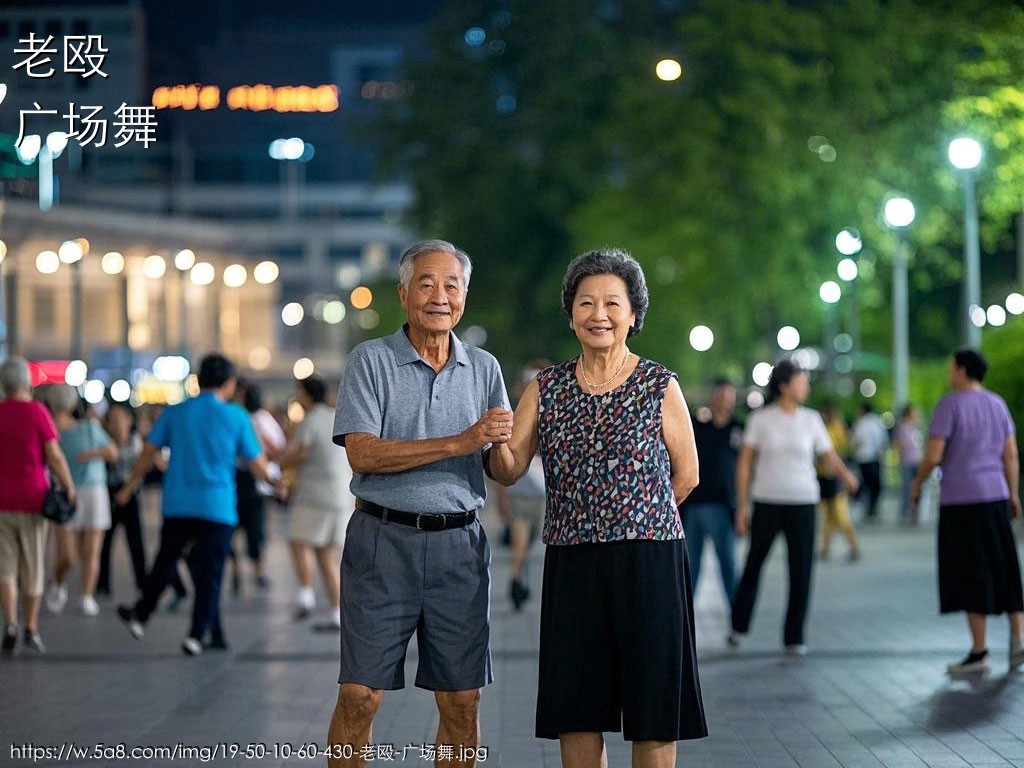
[327, 239, 511, 767]
[275, 375, 353, 631]
[0, 356, 76, 654]
[910, 348, 1024, 674]
[116, 353, 272, 656]
[45, 385, 117, 617]
[493, 360, 549, 612]
[817, 402, 860, 561]
[96, 402, 148, 599]
[228, 381, 285, 595]
[490, 248, 707, 768]
[893, 404, 923, 524]
[730, 360, 858, 655]
[681, 378, 742, 607]
[851, 402, 888, 522]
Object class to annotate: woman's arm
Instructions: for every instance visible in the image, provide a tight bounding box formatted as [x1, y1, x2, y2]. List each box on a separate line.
[43, 439, 76, 504]
[274, 439, 310, 470]
[661, 379, 698, 504]
[911, 436, 945, 505]
[734, 443, 756, 536]
[820, 450, 859, 493]
[488, 379, 540, 486]
[1003, 434, 1020, 517]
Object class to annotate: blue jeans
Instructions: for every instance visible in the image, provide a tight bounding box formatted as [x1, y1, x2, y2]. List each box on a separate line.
[683, 502, 737, 605]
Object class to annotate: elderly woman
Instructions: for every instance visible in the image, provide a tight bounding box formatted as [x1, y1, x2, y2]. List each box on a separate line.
[0, 357, 76, 654]
[911, 348, 1024, 674]
[45, 385, 116, 617]
[490, 248, 707, 768]
[730, 360, 858, 655]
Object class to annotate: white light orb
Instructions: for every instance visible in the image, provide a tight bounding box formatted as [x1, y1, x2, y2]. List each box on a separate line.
[860, 378, 877, 398]
[1006, 292, 1024, 316]
[83, 379, 105, 404]
[17, 134, 41, 164]
[110, 380, 131, 402]
[190, 262, 215, 286]
[174, 249, 196, 271]
[655, 58, 683, 82]
[253, 260, 279, 284]
[987, 304, 1007, 327]
[282, 137, 305, 161]
[293, 357, 315, 380]
[819, 280, 841, 304]
[322, 300, 346, 325]
[883, 197, 916, 228]
[46, 131, 69, 156]
[752, 362, 774, 387]
[281, 302, 304, 327]
[970, 304, 987, 328]
[746, 390, 766, 410]
[777, 326, 800, 351]
[143, 254, 167, 279]
[223, 263, 247, 288]
[101, 252, 125, 275]
[58, 240, 84, 264]
[248, 347, 272, 371]
[837, 258, 859, 282]
[688, 325, 714, 352]
[835, 228, 862, 256]
[36, 250, 59, 274]
[948, 137, 982, 171]
[64, 360, 88, 387]
[357, 309, 381, 330]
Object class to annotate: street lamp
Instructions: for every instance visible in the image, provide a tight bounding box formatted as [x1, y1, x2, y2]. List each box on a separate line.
[174, 249, 195, 356]
[883, 196, 915, 410]
[948, 136, 983, 347]
[17, 132, 69, 211]
[269, 138, 314, 218]
[835, 227, 862, 381]
[819, 280, 841, 388]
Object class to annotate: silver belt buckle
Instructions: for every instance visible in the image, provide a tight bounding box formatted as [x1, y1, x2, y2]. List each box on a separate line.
[416, 514, 424, 530]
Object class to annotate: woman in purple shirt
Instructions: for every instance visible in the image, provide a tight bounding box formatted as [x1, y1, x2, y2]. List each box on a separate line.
[912, 348, 1024, 674]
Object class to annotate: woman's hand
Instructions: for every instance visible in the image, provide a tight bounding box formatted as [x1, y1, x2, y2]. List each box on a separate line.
[734, 503, 750, 536]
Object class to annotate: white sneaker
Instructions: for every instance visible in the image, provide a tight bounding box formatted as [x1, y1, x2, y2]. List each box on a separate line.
[785, 644, 809, 657]
[80, 595, 100, 616]
[45, 584, 68, 614]
[181, 637, 203, 657]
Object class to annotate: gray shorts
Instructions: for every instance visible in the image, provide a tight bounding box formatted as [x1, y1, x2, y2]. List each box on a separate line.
[338, 509, 492, 691]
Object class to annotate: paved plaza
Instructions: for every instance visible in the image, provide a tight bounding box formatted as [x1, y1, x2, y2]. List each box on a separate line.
[4, 493, 1024, 767]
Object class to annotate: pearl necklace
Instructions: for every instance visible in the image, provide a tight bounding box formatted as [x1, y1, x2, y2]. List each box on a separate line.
[578, 350, 630, 393]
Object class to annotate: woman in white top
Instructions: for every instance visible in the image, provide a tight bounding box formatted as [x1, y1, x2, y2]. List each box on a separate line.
[729, 360, 857, 654]
[275, 376, 354, 631]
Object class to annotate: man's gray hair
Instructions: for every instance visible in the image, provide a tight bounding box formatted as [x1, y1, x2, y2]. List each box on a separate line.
[0, 356, 31, 396]
[398, 239, 473, 290]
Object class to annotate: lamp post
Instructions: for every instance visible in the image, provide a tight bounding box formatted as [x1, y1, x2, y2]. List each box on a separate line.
[173, 249, 196, 356]
[819, 280, 841, 389]
[835, 227, 862, 378]
[17, 132, 69, 211]
[883, 197, 915, 410]
[269, 138, 314, 218]
[948, 137, 983, 347]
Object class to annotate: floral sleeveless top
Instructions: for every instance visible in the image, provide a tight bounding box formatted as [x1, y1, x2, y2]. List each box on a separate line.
[537, 357, 684, 545]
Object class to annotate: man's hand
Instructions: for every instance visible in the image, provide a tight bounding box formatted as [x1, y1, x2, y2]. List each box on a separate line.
[461, 407, 514, 453]
[734, 503, 750, 536]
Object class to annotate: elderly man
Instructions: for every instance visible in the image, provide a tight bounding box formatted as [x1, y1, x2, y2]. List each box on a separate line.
[328, 239, 512, 767]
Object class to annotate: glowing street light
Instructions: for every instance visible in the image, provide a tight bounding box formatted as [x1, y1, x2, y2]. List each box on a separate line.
[835, 228, 862, 256]
[655, 58, 683, 82]
[688, 325, 714, 352]
[777, 326, 800, 351]
[883, 195, 915, 409]
[948, 136, 983, 347]
[819, 280, 841, 304]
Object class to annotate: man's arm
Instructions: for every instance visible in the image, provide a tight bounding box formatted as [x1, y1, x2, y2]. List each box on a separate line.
[113, 440, 161, 506]
[345, 406, 513, 475]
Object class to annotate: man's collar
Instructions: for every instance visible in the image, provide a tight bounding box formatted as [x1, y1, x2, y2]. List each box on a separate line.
[387, 325, 469, 367]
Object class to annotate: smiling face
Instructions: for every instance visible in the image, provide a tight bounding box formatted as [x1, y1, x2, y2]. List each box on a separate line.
[398, 251, 467, 339]
[571, 273, 636, 353]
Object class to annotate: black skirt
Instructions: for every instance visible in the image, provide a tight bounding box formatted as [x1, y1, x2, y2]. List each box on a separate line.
[536, 538, 708, 742]
[938, 500, 1024, 615]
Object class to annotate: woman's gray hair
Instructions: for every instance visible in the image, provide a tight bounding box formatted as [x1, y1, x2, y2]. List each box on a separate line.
[43, 383, 80, 415]
[398, 239, 473, 290]
[561, 248, 649, 337]
[0, 356, 32, 396]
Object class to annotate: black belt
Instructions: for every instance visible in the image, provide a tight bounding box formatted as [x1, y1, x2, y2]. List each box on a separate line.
[355, 499, 477, 531]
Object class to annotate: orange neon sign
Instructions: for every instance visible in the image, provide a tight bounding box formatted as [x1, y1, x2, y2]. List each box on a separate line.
[152, 84, 339, 113]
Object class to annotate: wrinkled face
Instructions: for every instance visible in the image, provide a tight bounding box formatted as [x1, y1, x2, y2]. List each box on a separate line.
[398, 251, 467, 336]
[571, 274, 636, 351]
[710, 384, 736, 413]
[780, 371, 810, 403]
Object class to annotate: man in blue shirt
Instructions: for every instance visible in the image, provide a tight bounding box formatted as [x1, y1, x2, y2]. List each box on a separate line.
[116, 353, 270, 656]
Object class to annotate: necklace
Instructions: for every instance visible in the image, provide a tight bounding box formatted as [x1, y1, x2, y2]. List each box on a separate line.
[578, 350, 630, 393]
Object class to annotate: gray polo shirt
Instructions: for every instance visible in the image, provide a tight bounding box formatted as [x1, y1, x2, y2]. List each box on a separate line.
[333, 325, 509, 513]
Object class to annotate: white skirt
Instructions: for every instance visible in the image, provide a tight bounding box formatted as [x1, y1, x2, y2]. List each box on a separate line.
[64, 484, 112, 531]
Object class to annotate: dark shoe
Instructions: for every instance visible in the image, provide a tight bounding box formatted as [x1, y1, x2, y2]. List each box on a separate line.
[205, 635, 230, 651]
[2, 623, 17, 653]
[947, 649, 989, 674]
[726, 631, 743, 649]
[313, 616, 342, 632]
[94, 586, 111, 597]
[847, 549, 861, 563]
[293, 605, 313, 621]
[23, 629, 46, 654]
[167, 592, 188, 613]
[509, 578, 530, 611]
[254, 575, 271, 591]
[117, 605, 145, 639]
[182, 637, 203, 656]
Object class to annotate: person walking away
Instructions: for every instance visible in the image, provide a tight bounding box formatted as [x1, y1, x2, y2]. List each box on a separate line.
[730, 360, 858, 655]
[0, 357, 76, 654]
[328, 239, 511, 767]
[894, 405, 923, 524]
[45, 385, 116, 617]
[682, 378, 742, 607]
[910, 348, 1024, 674]
[817, 403, 860, 561]
[851, 402, 888, 522]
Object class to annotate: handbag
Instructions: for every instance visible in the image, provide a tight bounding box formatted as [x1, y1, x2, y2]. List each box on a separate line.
[41, 481, 76, 524]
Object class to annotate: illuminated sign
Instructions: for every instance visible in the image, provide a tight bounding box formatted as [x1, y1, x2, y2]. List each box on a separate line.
[152, 84, 339, 113]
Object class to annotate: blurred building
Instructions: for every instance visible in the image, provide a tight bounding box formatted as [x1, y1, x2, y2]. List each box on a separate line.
[0, 1, 428, 399]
